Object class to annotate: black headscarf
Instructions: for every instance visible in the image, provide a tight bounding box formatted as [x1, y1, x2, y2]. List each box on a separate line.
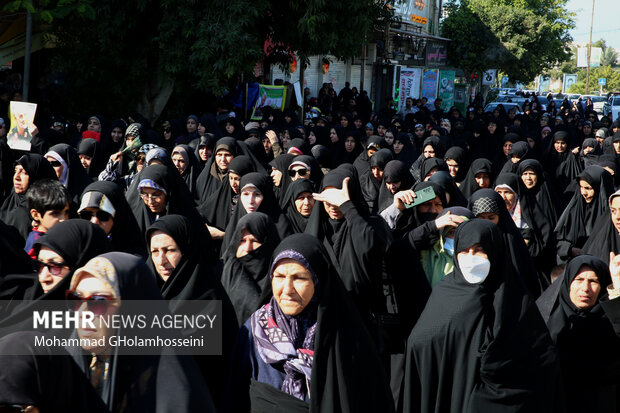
[360, 148, 393, 213]
[555, 166, 614, 261]
[468, 189, 542, 296]
[80, 180, 147, 258]
[536, 255, 620, 413]
[172, 144, 201, 198]
[195, 137, 266, 203]
[393, 132, 417, 167]
[226, 233, 395, 412]
[221, 172, 293, 255]
[409, 136, 444, 182]
[376, 160, 415, 213]
[419, 157, 448, 182]
[0, 153, 57, 242]
[582, 191, 620, 264]
[404, 219, 561, 413]
[516, 159, 560, 227]
[0, 331, 108, 412]
[443, 146, 468, 183]
[305, 165, 388, 317]
[220, 212, 281, 325]
[281, 179, 316, 233]
[68, 252, 216, 413]
[458, 158, 494, 199]
[269, 153, 295, 201]
[353, 135, 383, 177]
[0, 220, 110, 334]
[199, 155, 255, 231]
[77, 138, 106, 179]
[129, 163, 208, 242]
[46, 143, 92, 208]
[429, 170, 468, 207]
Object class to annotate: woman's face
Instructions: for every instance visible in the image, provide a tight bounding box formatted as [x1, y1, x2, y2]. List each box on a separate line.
[225, 122, 235, 134]
[569, 265, 600, 309]
[111, 127, 123, 143]
[172, 153, 187, 174]
[446, 159, 459, 178]
[554, 139, 567, 153]
[45, 156, 64, 180]
[386, 181, 401, 194]
[521, 169, 538, 189]
[475, 172, 490, 189]
[72, 273, 119, 355]
[186, 118, 197, 133]
[13, 164, 29, 194]
[488, 123, 497, 134]
[457, 242, 489, 260]
[477, 212, 499, 225]
[198, 146, 210, 161]
[308, 131, 317, 145]
[384, 132, 394, 146]
[37, 246, 70, 293]
[270, 167, 283, 187]
[340, 116, 349, 128]
[393, 140, 404, 154]
[80, 207, 114, 235]
[344, 136, 356, 152]
[150, 231, 183, 281]
[496, 187, 516, 211]
[579, 179, 595, 203]
[281, 131, 292, 150]
[329, 128, 339, 143]
[140, 188, 167, 214]
[240, 186, 264, 212]
[354, 118, 363, 129]
[236, 229, 262, 258]
[79, 154, 92, 169]
[371, 166, 384, 181]
[228, 172, 241, 194]
[503, 141, 513, 156]
[440, 121, 451, 133]
[215, 150, 233, 171]
[272, 258, 315, 316]
[87, 118, 101, 132]
[423, 145, 435, 158]
[294, 192, 315, 217]
[430, 129, 440, 137]
[197, 123, 206, 136]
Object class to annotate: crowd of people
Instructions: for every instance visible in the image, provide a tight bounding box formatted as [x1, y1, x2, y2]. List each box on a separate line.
[1, 81, 620, 412]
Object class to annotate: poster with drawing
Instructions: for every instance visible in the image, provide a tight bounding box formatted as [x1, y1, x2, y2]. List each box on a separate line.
[7, 101, 37, 151]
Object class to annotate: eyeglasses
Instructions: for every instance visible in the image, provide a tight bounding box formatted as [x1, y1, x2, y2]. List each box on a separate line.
[288, 168, 308, 177]
[163, 128, 171, 133]
[79, 210, 113, 222]
[49, 161, 62, 168]
[34, 260, 68, 276]
[65, 290, 116, 316]
[140, 192, 164, 201]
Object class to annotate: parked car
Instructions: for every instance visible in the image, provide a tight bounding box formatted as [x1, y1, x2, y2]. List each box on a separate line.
[484, 102, 522, 113]
[580, 95, 607, 114]
[603, 94, 620, 121]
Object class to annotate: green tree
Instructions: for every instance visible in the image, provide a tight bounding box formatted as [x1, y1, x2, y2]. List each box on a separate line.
[567, 65, 620, 94]
[5, 0, 389, 122]
[441, 0, 574, 84]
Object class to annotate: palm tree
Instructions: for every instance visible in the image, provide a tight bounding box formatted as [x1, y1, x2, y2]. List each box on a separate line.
[601, 47, 618, 67]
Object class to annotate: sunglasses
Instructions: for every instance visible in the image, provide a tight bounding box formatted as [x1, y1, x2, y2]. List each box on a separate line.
[79, 210, 113, 222]
[49, 161, 62, 168]
[65, 290, 116, 316]
[288, 168, 308, 177]
[34, 260, 68, 276]
[164, 128, 171, 133]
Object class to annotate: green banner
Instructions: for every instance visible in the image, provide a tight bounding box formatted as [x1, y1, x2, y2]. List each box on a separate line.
[251, 85, 287, 120]
[438, 70, 456, 112]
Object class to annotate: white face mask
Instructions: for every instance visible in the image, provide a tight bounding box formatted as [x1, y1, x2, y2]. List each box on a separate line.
[457, 254, 491, 284]
[443, 237, 454, 256]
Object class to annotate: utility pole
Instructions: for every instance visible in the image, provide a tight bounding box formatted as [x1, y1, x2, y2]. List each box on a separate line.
[23, 9, 33, 101]
[585, 0, 595, 95]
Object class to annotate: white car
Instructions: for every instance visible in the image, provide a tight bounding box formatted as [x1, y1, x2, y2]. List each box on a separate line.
[580, 95, 607, 114]
[603, 95, 620, 121]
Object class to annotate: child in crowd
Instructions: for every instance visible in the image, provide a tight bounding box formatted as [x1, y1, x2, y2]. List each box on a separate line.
[24, 178, 70, 259]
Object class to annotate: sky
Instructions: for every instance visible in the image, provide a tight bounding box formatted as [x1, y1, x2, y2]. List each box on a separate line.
[566, 0, 620, 49]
